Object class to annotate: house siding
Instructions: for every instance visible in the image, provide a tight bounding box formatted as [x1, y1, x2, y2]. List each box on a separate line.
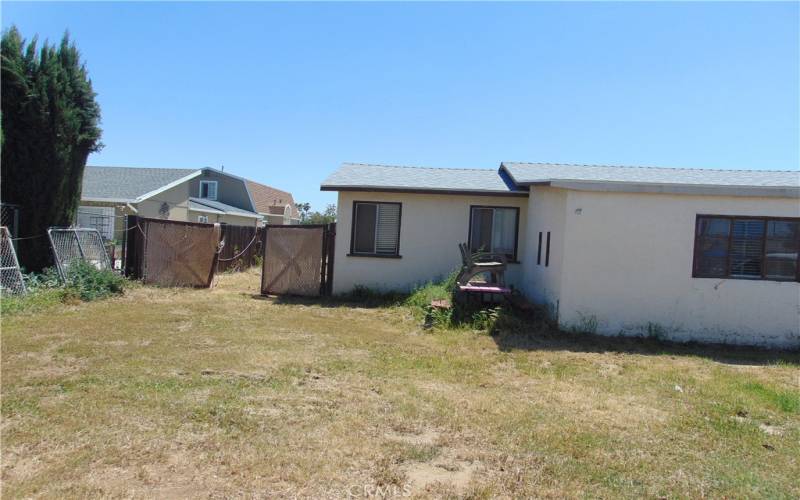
[555, 190, 800, 348]
[520, 186, 568, 318]
[187, 171, 254, 212]
[332, 191, 528, 294]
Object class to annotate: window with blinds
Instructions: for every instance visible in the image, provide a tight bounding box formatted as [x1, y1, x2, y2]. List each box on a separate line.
[693, 215, 799, 281]
[351, 202, 401, 256]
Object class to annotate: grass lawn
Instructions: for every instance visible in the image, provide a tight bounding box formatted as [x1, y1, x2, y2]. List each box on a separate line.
[2, 269, 799, 498]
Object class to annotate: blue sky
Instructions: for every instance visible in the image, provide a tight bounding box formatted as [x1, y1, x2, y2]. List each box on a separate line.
[3, 2, 798, 210]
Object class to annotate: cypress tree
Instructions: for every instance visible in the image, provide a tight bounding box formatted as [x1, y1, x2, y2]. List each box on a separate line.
[1, 26, 102, 271]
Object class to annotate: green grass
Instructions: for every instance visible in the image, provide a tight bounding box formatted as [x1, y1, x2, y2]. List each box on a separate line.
[2, 269, 798, 498]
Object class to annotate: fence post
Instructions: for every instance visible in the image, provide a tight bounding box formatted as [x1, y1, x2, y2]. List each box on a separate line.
[325, 223, 336, 296]
[124, 215, 140, 278]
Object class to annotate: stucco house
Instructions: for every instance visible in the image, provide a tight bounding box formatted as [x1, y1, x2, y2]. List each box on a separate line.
[321, 162, 800, 348]
[79, 166, 297, 241]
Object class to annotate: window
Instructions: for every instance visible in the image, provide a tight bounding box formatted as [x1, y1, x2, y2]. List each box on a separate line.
[350, 202, 401, 256]
[468, 206, 519, 261]
[197, 215, 209, 223]
[77, 206, 114, 240]
[693, 215, 799, 281]
[199, 180, 218, 200]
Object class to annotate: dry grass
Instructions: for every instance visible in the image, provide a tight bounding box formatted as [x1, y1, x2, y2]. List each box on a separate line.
[2, 268, 799, 498]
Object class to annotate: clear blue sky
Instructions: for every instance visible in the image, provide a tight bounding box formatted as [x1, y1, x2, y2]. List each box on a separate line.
[4, 2, 798, 210]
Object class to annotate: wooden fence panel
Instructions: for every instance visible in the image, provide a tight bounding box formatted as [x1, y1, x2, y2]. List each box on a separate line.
[218, 224, 261, 272]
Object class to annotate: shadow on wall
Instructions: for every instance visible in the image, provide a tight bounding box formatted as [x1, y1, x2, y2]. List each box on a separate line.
[490, 316, 800, 367]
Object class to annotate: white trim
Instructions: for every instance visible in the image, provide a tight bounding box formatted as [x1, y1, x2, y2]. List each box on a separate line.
[125, 203, 139, 214]
[189, 206, 225, 215]
[546, 180, 800, 198]
[81, 197, 134, 203]
[222, 211, 263, 219]
[135, 170, 203, 202]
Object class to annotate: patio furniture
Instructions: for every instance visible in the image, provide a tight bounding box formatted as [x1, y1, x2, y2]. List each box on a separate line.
[456, 243, 511, 296]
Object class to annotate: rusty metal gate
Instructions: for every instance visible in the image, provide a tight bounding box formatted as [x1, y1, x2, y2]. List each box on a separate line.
[260, 223, 335, 297]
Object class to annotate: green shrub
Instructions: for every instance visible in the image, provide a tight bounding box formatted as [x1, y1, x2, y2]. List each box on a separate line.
[61, 261, 126, 301]
[2, 263, 127, 316]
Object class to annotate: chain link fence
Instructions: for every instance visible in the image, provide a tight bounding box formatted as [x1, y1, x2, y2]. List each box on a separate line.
[0, 204, 20, 239]
[47, 228, 112, 280]
[1, 226, 27, 295]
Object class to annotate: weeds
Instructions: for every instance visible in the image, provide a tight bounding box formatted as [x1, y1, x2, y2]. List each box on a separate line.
[2, 262, 128, 316]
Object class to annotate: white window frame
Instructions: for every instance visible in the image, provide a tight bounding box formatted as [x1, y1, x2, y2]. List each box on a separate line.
[197, 215, 209, 223]
[199, 180, 218, 201]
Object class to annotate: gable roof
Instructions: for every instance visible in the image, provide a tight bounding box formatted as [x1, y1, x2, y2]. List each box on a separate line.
[245, 179, 300, 218]
[501, 162, 800, 197]
[82, 166, 200, 202]
[320, 162, 526, 196]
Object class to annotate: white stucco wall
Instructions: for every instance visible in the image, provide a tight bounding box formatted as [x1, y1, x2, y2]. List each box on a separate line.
[556, 190, 800, 348]
[521, 186, 567, 316]
[332, 191, 528, 294]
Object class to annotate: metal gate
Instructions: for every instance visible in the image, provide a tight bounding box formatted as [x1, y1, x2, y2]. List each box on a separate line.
[260, 223, 335, 297]
[47, 227, 112, 279]
[1, 226, 26, 295]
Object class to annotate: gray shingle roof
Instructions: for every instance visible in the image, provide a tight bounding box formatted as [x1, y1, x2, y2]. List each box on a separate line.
[501, 162, 800, 189]
[82, 166, 199, 201]
[320, 163, 524, 195]
[188, 197, 261, 218]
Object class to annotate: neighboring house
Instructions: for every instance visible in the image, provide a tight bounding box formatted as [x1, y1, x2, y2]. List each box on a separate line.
[245, 179, 301, 225]
[321, 162, 800, 348]
[79, 166, 296, 241]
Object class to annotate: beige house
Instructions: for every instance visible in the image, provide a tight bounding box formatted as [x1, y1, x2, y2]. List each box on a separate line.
[321, 162, 800, 348]
[79, 166, 298, 241]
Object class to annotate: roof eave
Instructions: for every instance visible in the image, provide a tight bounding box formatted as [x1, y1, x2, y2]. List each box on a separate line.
[320, 185, 529, 197]
[81, 196, 137, 203]
[136, 170, 203, 202]
[539, 180, 800, 198]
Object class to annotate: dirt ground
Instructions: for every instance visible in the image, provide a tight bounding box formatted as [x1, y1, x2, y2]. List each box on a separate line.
[2, 269, 799, 498]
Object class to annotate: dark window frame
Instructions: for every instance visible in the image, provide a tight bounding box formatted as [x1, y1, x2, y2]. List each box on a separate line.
[467, 205, 521, 263]
[348, 200, 402, 258]
[692, 214, 800, 282]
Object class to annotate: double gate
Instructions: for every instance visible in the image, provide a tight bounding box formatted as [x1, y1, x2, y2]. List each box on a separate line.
[260, 223, 335, 297]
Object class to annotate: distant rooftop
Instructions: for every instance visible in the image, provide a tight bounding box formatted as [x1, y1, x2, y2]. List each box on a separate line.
[82, 166, 198, 201]
[188, 197, 261, 218]
[246, 179, 300, 219]
[320, 162, 524, 196]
